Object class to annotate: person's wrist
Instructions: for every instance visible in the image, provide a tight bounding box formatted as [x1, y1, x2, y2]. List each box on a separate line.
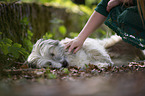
[76, 36, 86, 43]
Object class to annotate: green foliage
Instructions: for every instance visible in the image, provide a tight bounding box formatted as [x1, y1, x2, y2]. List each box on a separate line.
[43, 26, 67, 40]
[0, 38, 12, 55]
[46, 67, 50, 73]
[8, 43, 28, 59]
[59, 25, 67, 36]
[20, 16, 33, 52]
[0, 33, 28, 62]
[43, 18, 68, 40]
[50, 18, 64, 24]
[23, 30, 33, 52]
[85, 64, 89, 68]
[43, 32, 53, 40]
[69, 32, 79, 37]
[45, 67, 57, 79]
[0, 0, 17, 2]
[21, 0, 93, 15]
[21, 16, 29, 26]
[47, 73, 57, 79]
[63, 68, 70, 74]
[79, 5, 93, 16]
[85, 0, 97, 7]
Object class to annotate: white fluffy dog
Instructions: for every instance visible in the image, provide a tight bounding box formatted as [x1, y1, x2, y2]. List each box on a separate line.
[27, 35, 145, 69]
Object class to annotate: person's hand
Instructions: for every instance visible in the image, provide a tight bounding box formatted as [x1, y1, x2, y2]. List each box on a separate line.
[107, 0, 133, 12]
[65, 37, 84, 54]
[106, 0, 122, 12]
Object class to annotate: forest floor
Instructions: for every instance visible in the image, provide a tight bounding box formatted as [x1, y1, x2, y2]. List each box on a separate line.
[0, 61, 145, 96]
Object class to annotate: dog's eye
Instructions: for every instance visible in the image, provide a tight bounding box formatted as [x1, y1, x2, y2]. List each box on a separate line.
[50, 53, 55, 57]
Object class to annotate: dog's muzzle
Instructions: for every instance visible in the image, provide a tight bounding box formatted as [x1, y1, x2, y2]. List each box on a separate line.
[61, 60, 68, 67]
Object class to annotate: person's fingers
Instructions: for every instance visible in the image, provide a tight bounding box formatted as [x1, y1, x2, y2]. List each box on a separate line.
[106, 6, 111, 12]
[64, 44, 70, 49]
[107, 1, 113, 12]
[107, 5, 113, 12]
[106, 0, 121, 12]
[64, 39, 82, 53]
[64, 41, 72, 49]
[73, 47, 81, 54]
[68, 44, 75, 53]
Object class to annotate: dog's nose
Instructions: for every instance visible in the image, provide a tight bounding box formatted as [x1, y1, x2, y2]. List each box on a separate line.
[61, 60, 68, 67]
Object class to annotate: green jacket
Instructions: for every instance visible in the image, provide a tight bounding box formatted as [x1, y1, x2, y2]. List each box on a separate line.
[95, 0, 145, 49]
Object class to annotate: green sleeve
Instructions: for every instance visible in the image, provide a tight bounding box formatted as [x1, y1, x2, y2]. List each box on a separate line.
[95, 0, 110, 17]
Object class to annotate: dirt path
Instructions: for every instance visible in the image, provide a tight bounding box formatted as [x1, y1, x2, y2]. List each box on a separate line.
[0, 62, 145, 96]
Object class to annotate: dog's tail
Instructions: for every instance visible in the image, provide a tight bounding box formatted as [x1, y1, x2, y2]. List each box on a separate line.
[99, 35, 122, 48]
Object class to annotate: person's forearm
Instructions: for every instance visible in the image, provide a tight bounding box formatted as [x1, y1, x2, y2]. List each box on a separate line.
[77, 11, 107, 42]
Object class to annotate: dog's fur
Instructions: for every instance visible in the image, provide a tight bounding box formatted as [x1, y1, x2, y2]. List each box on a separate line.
[27, 35, 145, 69]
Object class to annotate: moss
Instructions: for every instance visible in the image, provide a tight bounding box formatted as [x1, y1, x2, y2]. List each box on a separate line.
[0, 2, 86, 44]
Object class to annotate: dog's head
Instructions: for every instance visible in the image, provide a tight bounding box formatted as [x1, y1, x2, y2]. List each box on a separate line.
[27, 39, 69, 68]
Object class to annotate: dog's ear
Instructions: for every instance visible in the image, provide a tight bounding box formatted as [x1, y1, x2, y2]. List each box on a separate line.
[35, 39, 59, 49]
[47, 39, 59, 46]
